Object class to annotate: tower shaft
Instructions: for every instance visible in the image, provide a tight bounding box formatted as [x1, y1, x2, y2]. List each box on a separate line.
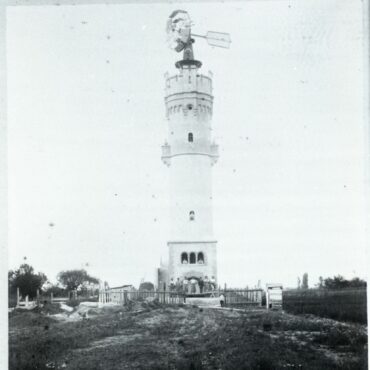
[162, 61, 218, 286]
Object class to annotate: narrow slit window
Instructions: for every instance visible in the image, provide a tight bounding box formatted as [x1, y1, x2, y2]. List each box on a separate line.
[188, 133, 193, 142]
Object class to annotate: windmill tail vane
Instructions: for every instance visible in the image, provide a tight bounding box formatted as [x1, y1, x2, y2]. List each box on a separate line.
[192, 31, 232, 49]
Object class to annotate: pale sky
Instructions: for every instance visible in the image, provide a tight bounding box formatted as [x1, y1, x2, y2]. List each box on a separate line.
[7, 1, 368, 289]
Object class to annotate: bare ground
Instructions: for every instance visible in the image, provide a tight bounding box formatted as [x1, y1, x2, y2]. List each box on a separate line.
[9, 302, 368, 370]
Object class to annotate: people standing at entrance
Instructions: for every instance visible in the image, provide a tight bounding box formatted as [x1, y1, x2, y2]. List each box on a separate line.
[190, 278, 197, 294]
[170, 278, 175, 292]
[198, 277, 204, 293]
[183, 278, 189, 293]
[176, 278, 181, 293]
[210, 276, 216, 291]
[204, 276, 209, 292]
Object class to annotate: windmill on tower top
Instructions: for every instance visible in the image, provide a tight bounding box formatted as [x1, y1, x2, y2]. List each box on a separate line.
[166, 10, 231, 68]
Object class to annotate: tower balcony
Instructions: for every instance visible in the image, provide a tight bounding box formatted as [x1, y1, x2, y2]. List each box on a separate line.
[161, 142, 219, 166]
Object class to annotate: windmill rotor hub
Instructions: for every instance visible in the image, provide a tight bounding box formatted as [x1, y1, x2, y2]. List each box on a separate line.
[166, 10, 231, 68]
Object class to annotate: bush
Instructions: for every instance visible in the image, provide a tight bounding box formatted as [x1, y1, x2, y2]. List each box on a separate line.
[66, 299, 80, 308]
[43, 285, 67, 297]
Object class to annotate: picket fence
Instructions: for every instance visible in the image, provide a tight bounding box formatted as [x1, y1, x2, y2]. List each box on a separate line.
[99, 289, 184, 305]
[223, 289, 263, 306]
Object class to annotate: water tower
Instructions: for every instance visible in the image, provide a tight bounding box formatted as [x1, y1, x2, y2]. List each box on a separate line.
[160, 10, 230, 293]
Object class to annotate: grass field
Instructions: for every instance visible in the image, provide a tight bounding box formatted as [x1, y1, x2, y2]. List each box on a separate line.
[283, 288, 367, 324]
[9, 300, 368, 370]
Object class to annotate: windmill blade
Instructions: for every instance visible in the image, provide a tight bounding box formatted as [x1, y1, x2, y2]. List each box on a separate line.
[205, 31, 231, 48]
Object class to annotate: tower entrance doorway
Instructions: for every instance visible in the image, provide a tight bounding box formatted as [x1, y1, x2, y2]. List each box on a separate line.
[186, 276, 200, 295]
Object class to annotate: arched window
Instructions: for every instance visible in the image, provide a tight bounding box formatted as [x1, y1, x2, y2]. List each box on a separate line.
[197, 252, 204, 264]
[188, 133, 193, 142]
[189, 211, 195, 221]
[189, 252, 196, 264]
[181, 253, 188, 264]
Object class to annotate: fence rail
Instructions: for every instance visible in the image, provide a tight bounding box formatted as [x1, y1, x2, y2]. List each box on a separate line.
[99, 289, 184, 305]
[224, 289, 263, 306]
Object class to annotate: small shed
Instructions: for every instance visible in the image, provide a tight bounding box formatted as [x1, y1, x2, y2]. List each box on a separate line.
[266, 284, 283, 310]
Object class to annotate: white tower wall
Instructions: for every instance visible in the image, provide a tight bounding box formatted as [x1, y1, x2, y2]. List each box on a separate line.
[162, 63, 219, 286]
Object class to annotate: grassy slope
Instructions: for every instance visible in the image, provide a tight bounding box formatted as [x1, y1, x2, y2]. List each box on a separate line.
[9, 303, 368, 370]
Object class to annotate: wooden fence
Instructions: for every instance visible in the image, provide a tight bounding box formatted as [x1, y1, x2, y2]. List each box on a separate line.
[224, 289, 263, 307]
[10, 287, 99, 309]
[99, 289, 184, 305]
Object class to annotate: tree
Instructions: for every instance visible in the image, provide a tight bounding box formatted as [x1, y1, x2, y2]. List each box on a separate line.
[8, 264, 48, 298]
[297, 277, 301, 289]
[318, 276, 324, 289]
[324, 275, 346, 289]
[302, 273, 308, 289]
[43, 283, 67, 297]
[57, 269, 99, 291]
[347, 277, 367, 288]
[323, 275, 366, 289]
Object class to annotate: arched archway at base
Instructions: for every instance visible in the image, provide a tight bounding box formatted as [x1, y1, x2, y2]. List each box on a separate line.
[182, 271, 204, 295]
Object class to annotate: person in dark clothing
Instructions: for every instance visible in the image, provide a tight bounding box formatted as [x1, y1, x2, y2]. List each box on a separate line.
[198, 277, 204, 293]
[220, 293, 225, 307]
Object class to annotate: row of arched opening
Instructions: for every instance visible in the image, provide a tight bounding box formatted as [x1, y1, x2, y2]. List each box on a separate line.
[167, 104, 212, 116]
[181, 252, 204, 264]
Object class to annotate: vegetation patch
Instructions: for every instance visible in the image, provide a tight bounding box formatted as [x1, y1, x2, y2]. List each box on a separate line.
[9, 303, 368, 370]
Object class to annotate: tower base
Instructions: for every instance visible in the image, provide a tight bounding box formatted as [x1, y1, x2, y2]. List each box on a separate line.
[167, 240, 217, 287]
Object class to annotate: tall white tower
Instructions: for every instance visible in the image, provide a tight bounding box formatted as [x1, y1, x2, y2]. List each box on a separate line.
[161, 38, 219, 286]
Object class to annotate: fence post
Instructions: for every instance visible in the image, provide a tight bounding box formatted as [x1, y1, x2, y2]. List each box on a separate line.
[51, 292, 53, 304]
[17, 287, 20, 307]
[36, 289, 40, 306]
[25, 295, 29, 308]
